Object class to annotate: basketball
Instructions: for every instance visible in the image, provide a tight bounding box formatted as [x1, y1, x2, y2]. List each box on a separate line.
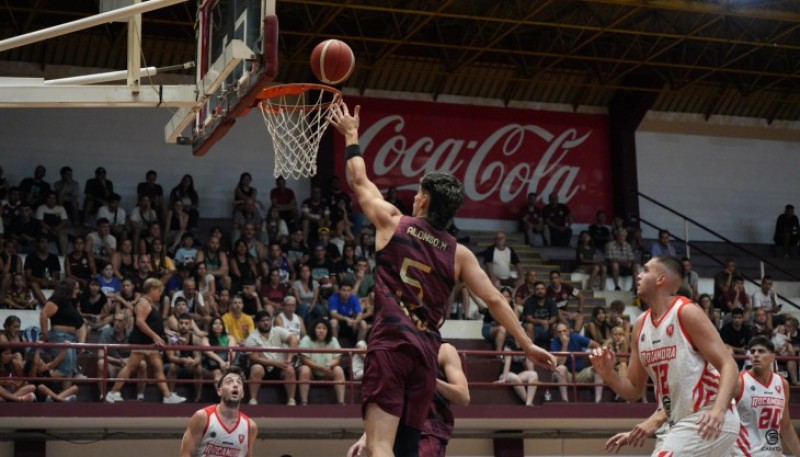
[310, 39, 355, 85]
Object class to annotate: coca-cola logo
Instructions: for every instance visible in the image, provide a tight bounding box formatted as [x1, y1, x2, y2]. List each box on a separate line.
[336, 97, 612, 222]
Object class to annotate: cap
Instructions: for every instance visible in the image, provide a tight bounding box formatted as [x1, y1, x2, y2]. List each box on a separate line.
[318, 226, 330, 234]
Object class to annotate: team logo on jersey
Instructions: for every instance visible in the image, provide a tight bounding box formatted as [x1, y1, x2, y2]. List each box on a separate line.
[751, 385, 757, 391]
[641, 334, 645, 342]
[666, 324, 674, 337]
[777, 385, 782, 393]
[239, 434, 245, 444]
[210, 432, 217, 438]
[766, 428, 780, 445]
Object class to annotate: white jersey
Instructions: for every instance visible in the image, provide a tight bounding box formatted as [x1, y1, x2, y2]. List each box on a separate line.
[734, 371, 786, 457]
[277, 311, 303, 338]
[195, 405, 250, 457]
[638, 296, 728, 426]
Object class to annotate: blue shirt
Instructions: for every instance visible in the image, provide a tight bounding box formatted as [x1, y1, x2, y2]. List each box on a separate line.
[327, 293, 362, 318]
[550, 333, 592, 371]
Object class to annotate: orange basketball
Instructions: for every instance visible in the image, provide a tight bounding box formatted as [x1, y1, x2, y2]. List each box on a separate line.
[310, 39, 355, 85]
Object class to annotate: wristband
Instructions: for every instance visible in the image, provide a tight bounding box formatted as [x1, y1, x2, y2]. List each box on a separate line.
[345, 144, 363, 160]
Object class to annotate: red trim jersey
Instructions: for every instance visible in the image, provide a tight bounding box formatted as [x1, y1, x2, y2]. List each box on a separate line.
[638, 296, 721, 425]
[734, 371, 786, 457]
[195, 405, 250, 457]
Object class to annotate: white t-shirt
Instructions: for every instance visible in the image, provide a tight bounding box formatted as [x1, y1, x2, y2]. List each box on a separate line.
[490, 247, 513, 280]
[35, 204, 67, 225]
[97, 205, 127, 226]
[751, 289, 777, 311]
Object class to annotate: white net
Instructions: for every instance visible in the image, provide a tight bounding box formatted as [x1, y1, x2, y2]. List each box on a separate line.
[259, 84, 343, 180]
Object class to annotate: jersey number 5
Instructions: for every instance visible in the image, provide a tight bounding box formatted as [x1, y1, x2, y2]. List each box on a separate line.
[399, 258, 432, 304]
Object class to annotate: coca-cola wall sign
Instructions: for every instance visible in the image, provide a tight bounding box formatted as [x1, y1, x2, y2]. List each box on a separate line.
[334, 97, 613, 223]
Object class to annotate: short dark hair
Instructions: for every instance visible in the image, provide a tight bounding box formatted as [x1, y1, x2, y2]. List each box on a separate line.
[419, 172, 464, 230]
[749, 335, 775, 353]
[216, 366, 244, 389]
[654, 255, 685, 280]
[533, 281, 546, 289]
[339, 278, 354, 289]
[178, 313, 193, 321]
[731, 307, 744, 317]
[254, 310, 271, 323]
[549, 270, 560, 278]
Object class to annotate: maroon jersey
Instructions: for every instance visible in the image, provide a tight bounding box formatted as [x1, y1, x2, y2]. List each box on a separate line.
[371, 216, 457, 353]
[547, 283, 577, 309]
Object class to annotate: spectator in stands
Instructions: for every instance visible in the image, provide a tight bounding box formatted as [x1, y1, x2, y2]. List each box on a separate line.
[519, 192, 547, 247]
[481, 286, 519, 353]
[232, 198, 264, 247]
[607, 300, 632, 337]
[603, 325, 630, 380]
[98, 262, 122, 298]
[547, 270, 585, 333]
[270, 176, 299, 226]
[78, 278, 113, 332]
[25, 236, 62, 306]
[774, 317, 800, 385]
[576, 230, 606, 291]
[514, 269, 538, 308]
[292, 264, 318, 321]
[11, 203, 42, 254]
[588, 210, 612, 252]
[97, 312, 146, 401]
[307, 242, 336, 302]
[164, 296, 205, 339]
[774, 204, 800, 258]
[698, 293, 720, 329]
[352, 256, 374, 299]
[39, 279, 86, 382]
[650, 229, 677, 258]
[719, 307, 751, 369]
[543, 193, 573, 247]
[86, 217, 116, 269]
[105, 278, 186, 404]
[136, 170, 166, 225]
[1, 315, 27, 372]
[328, 278, 366, 345]
[316, 226, 341, 262]
[195, 262, 217, 315]
[236, 223, 266, 265]
[496, 351, 539, 406]
[4, 273, 36, 310]
[222, 294, 254, 343]
[722, 275, 751, 322]
[2, 187, 22, 235]
[713, 258, 738, 310]
[274, 295, 307, 340]
[114, 278, 139, 324]
[521, 281, 558, 346]
[169, 174, 199, 230]
[354, 227, 376, 270]
[384, 186, 407, 215]
[551, 322, 603, 403]
[65, 236, 96, 288]
[244, 309, 299, 405]
[264, 241, 293, 286]
[164, 199, 190, 254]
[201, 316, 238, 386]
[148, 237, 175, 284]
[129, 195, 158, 255]
[1, 239, 23, 301]
[261, 267, 290, 315]
[171, 277, 210, 329]
[751, 308, 772, 340]
[585, 306, 613, 344]
[196, 234, 230, 291]
[233, 172, 260, 214]
[96, 193, 127, 243]
[166, 313, 204, 402]
[19, 165, 51, 209]
[604, 228, 639, 291]
[752, 275, 781, 325]
[680, 257, 699, 300]
[230, 238, 259, 295]
[298, 318, 345, 405]
[240, 279, 263, 317]
[35, 192, 69, 256]
[83, 167, 114, 224]
[138, 221, 162, 257]
[301, 185, 329, 245]
[53, 166, 80, 227]
[0, 346, 36, 402]
[264, 206, 290, 248]
[483, 231, 524, 289]
[23, 348, 80, 402]
[173, 233, 198, 268]
[334, 243, 357, 285]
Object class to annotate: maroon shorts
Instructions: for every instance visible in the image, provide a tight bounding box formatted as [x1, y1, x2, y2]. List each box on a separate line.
[419, 435, 447, 457]
[361, 345, 437, 430]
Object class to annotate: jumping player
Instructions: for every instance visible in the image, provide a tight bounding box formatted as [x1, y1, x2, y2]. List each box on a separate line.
[180, 366, 257, 457]
[347, 342, 470, 457]
[329, 103, 556, 457]
[590, 255, 740, 456]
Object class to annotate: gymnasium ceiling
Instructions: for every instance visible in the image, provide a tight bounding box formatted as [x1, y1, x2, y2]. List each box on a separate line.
[2, 0, 800, 123]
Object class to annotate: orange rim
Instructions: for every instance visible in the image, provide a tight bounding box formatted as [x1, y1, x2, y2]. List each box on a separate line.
[256, 83, 342, 115]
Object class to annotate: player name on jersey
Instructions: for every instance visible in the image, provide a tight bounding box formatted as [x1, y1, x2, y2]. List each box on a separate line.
[202, 443, 242, 457]
[751, 396, 785, 408]
[640, 345, 677, 366]
[406, 226, 448, 251]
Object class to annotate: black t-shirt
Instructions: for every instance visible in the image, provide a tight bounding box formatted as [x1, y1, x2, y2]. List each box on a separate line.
[719, 323, 751, 351]
[522, 296, 557, 322]
[24, 252, 61, 279]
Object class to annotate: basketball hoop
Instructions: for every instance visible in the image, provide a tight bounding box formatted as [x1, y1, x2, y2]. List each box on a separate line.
[257, 83, 342, 179]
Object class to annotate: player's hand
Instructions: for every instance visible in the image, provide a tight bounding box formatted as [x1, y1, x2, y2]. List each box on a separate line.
[347, 435, 367, 457]
[628, 418, 659, 447]
[604, 432, 632, 453]
[153, 336, 166, 347]
[696, 409, 724, 440]
[525, 343, 556, 370]
[329, 103, 361, 138]
[589, 346, 617, 378]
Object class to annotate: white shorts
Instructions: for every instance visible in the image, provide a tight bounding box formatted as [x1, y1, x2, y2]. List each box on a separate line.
[655, 409, 740, 457]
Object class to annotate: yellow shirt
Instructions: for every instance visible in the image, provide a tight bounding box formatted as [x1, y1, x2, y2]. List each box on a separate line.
[222, 312, 255, 342]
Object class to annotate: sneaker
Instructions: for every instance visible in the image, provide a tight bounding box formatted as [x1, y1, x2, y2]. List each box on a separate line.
[45, 395, 54, 402]
[105, 391, 123, 403]
[64, 394, 77, 402]
[286, 398, 296, 406]
[248, 399, 258, 406]
[136, 393, 145, 401]
[19, 393, 36, 402]
[163, 393, 186, 404]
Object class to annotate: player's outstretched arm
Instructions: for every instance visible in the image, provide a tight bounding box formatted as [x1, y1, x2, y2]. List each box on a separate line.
[456, 245, 556, 370]
[435, 342, 470, 406]
[179, 409, 208, 457]
[780, 378, 800, 456]
[329, 103, 401, 236]
[590, 316, 649, 401]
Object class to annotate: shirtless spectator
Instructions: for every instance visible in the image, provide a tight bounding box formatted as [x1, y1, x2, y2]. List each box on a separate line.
[53, 166, 80, 227]
[519, 192, 547, 246]
[83, 167, 114, 223]
[483, 231, 524, 289]
[604, 228, 639, 291]
[543, 193, 573, 247]
[35, 192, 69, 256]
[270, 176, 299, 226]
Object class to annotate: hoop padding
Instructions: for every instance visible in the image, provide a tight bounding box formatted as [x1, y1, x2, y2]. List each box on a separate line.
[258, 83, 343, 179]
